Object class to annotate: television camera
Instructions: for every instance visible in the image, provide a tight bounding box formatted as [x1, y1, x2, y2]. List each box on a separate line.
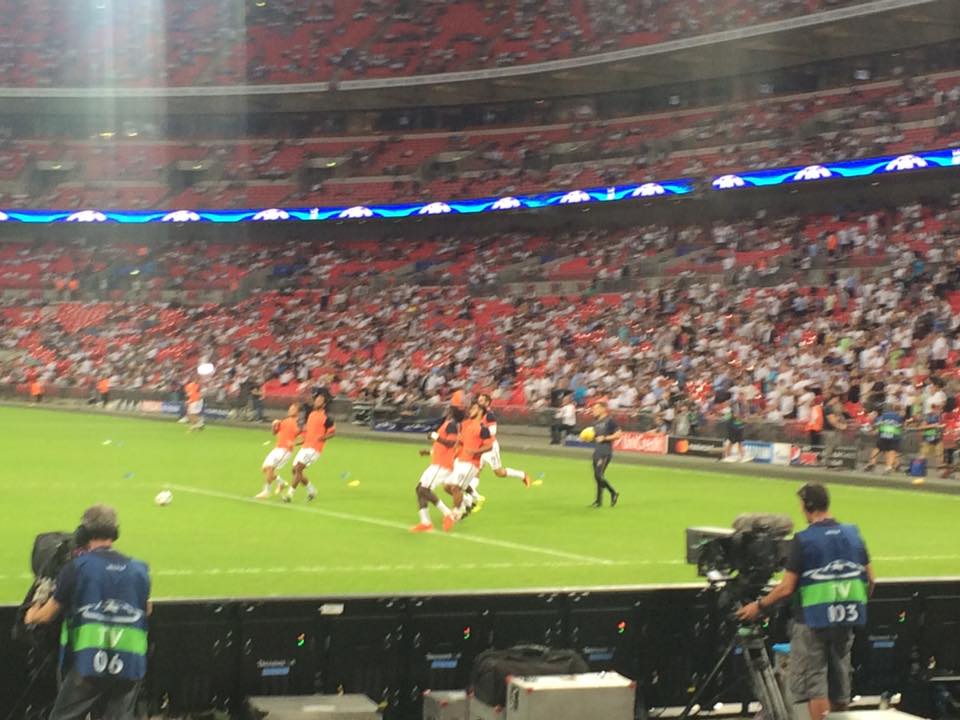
[7, 532, 78, 720]
[681, 514, 795, 720]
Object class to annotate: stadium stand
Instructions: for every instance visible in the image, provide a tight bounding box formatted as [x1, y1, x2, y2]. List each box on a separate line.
[1, 62, 958, 210]
[3, 197, 960, 438]
[0, 0, 872, 88]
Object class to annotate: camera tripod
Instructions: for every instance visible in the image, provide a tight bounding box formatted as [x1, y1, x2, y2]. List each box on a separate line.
[679, 623, 791, 720]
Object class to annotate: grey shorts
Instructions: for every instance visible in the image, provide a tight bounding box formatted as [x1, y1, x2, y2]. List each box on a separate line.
[789, 622, 855, 704]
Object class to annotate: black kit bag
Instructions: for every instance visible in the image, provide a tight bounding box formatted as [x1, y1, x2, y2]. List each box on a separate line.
[469, 645, 589, 707]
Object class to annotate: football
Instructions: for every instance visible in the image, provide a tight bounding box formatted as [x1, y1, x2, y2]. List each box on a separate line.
[155, 490, 173, 506]
[579, 426, 596, 442]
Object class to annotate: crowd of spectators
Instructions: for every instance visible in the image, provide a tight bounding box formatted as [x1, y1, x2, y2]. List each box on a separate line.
[3, 197, 960, 442]
[0, 0, 869, 88]
[1, 65, 958, 211]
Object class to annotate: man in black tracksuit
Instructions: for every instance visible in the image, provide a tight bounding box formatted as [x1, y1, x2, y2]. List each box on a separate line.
[590, 399, 622, 507]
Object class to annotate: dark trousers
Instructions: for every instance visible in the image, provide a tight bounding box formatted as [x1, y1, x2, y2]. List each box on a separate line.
[49, 669, 140, 720]
[593, 453, 616, 502]
[551, 423, 575, 444]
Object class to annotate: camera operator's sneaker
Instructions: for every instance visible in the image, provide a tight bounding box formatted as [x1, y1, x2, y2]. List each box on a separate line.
[911, 477, 926, 486]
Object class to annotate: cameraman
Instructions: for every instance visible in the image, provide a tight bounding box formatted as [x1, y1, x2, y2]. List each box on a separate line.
[25, 505, 151, 720]
[737, 483, 874, 720]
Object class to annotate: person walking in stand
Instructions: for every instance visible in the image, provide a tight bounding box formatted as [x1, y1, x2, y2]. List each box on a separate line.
[915, 400, 948, 484]
[864, 403, 904, 475]
[96, 376, 111, 407]
[822, 396, 848, 468]
[807, 394, 825, 448]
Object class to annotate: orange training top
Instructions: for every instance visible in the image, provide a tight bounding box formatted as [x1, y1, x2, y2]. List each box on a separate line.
[275, 417, 302, 450]
[431, 418, 460, 470]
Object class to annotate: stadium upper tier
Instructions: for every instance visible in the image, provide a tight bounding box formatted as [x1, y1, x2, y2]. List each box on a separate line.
[1, 68, 958, 211]
[0, 0, 872, 88]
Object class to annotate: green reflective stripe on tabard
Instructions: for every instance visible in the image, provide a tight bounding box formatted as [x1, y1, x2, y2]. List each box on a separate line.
[878, 422, 902, 438]
[68, 623, 148, 655]
[800, 579, 868, 606]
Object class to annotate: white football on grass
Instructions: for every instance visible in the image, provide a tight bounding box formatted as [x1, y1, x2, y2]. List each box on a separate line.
[155, 490, 173, 506]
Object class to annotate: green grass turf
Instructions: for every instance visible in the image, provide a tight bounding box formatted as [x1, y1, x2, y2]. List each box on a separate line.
[0, 405, 958, 603]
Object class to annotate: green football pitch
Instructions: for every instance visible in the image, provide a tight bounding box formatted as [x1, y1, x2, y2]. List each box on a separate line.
[1, 405, 957, 603]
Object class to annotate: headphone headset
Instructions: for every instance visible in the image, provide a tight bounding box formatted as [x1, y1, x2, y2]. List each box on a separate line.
[74, 522, 119, 548]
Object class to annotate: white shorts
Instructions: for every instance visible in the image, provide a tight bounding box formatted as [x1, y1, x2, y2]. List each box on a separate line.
[187, 400, 204, 416]
[452, 460, 479, 489]
[293, 447, 321, 468]
[262, 447, 292, 470]
[418, 464, 453, 490]
[479, 441, 502, 471]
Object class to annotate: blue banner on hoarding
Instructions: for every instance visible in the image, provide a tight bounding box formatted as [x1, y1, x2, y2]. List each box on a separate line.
[0, 178, 693, 225]
[711, 147, 960, 190]
[743, 440, 774, 463]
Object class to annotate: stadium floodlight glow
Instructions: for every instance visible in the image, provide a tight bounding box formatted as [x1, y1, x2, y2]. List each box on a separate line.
[197, 362, 215, 377]
[711, 146, 960, 191]
[0, 177, 693, 225]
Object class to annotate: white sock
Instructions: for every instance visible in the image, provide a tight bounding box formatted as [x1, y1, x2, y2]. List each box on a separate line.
[306, 483, 316, 494]
[463, 493, 475, 508]
[505, 468, 525, 479]
[262, 483, 270, 494]
[468, 477, 480, 492]
[419, 508, 431, 525]
[436, 500, 451, 516]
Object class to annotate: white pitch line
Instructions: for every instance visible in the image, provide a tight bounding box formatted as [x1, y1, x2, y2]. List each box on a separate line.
[134, 555, 960, 579]
[148, 559, 639, 578]
[167, 483, 614, 566]
[874, 555, 960, 562]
